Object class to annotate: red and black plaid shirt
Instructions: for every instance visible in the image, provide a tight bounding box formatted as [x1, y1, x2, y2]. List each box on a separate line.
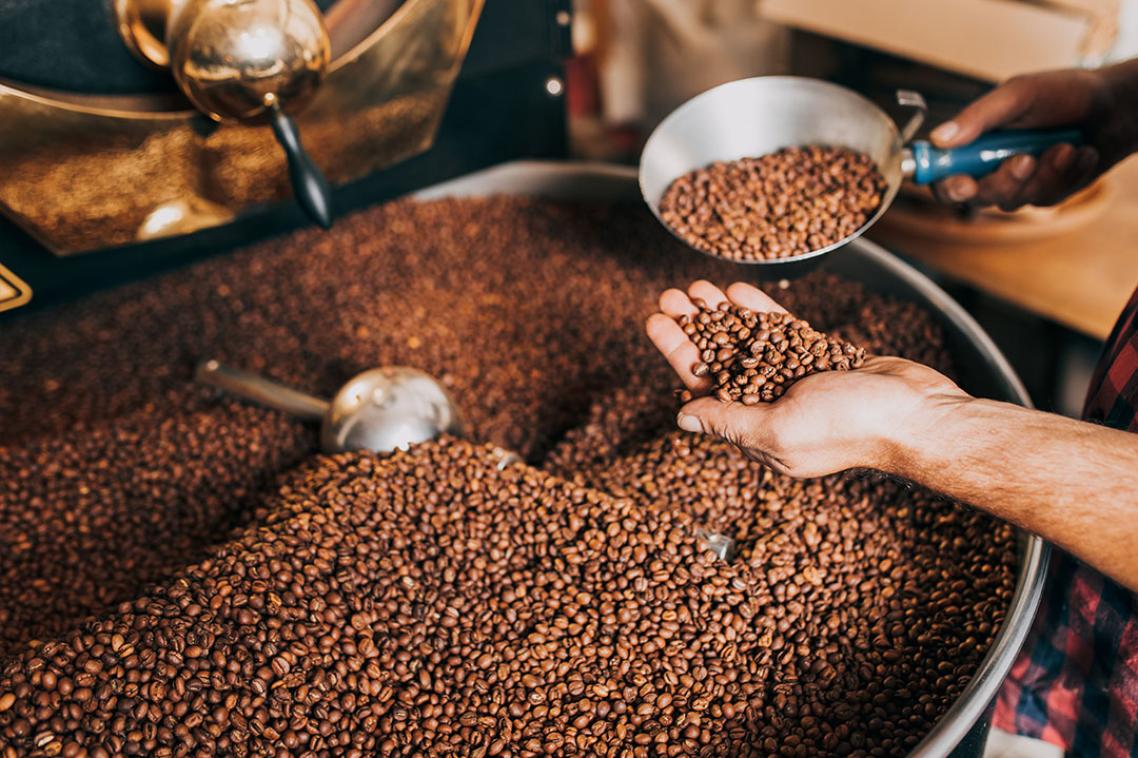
[994, 286, 1138, 755]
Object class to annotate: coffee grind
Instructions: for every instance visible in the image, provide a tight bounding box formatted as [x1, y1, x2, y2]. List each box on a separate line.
[0, 197, 1015, 756]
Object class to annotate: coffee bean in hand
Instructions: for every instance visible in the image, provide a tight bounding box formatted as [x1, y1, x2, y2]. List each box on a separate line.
[678, 299, 866, 404]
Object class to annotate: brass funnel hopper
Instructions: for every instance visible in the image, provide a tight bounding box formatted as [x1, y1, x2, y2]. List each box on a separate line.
[116, 0, 334, 228]
[0, 0, 483, 254]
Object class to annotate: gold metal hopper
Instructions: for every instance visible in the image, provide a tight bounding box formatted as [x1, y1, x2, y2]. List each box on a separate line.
[0, 0, 483, 255]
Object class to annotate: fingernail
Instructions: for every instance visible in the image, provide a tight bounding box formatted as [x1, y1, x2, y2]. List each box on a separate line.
[677, 413, 702, 433]
[1051, 144, 1075, 172]
[1010, 155, 1036, 181]
[930, 121, 959, 145]
[945, 178, 973, 203]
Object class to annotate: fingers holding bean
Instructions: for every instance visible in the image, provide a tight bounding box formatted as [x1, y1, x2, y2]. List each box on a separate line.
[645, 313, 711, 393]
[725, 282, 788, 314]
[687, 280, 729, 310]
[658, 288, 698, 320]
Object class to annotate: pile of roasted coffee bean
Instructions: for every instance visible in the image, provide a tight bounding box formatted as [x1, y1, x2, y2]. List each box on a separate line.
[0, 441, 775, 756]
[659, 146, 888, 261]
[555, 430, 1017, 748]
[0, 405, 307, 662]
[678, 301, 867, 404]
[0, 196, 1016, 756]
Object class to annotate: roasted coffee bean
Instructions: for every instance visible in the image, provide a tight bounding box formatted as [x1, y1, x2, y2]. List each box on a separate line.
[659, 145, 888, 261]
[0, 197, 1013, 756]
[677, 303, 866, 403]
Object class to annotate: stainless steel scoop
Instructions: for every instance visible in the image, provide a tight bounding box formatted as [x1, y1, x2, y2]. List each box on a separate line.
[640, 76, 1081, 277]
[196, 360, 461, 454]
[199, 360, 727, 553]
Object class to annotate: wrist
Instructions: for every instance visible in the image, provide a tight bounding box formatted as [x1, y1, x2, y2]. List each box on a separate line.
[875, 388, 977, 479]
[1097, 61, 1138, 157]
[1099, 59, 1138, 103]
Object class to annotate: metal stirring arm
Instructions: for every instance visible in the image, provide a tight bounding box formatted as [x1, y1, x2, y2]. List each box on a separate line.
[196, 360, 329, 421]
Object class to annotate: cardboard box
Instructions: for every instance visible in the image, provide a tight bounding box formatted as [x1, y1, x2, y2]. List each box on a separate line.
[760, 0, 1118, 82]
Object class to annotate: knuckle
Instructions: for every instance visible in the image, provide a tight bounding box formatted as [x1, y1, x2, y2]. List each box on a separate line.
[978, 176, 1016, 205]
[724, 282, 751, 300]
[726, 426, 757, 451]
[931, 181, 954, 203]
[971, 191, 998, 209]
[1003, 74, 1035, 98]
[985, 182, 1013, 202]
[1004, 74, 1028, 90]
[705, 417, 736, 443]
[997, 160, 1025, 182]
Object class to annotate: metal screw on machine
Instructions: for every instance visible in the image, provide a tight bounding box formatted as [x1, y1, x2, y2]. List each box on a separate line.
[115, 0, 334, 228]
[195, 360, 463, 454]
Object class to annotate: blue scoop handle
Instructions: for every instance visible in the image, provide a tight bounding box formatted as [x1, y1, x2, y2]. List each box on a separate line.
[909, 129, 1083, 185]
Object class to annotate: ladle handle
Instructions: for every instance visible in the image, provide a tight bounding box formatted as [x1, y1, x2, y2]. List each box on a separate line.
[908, 129, 1084, 185]
[196, 360, 329, 421]
[269, 103, 334, 230]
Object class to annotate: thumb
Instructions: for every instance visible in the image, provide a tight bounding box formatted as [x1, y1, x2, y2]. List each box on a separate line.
[930, 80, 1034, 148]
[677, 396, 766, 445]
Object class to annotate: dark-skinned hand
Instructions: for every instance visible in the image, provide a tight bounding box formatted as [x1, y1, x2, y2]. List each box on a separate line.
[930, 63, 1138, 211]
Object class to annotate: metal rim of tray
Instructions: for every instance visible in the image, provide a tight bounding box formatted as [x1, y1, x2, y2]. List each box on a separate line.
[414, 160, 1050, 758]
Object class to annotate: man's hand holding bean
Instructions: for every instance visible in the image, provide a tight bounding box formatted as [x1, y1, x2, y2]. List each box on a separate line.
[645, 280, 970, 478]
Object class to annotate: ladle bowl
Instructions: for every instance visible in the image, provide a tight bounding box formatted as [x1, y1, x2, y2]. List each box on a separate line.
[639, 76, 1081, 277]
[196, 360, 461, 454]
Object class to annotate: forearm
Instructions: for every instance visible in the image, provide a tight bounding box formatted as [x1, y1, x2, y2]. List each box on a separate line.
[888, 398, 1138, 591]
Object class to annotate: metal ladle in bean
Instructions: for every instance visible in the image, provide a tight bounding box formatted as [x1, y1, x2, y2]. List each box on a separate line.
[639, 76, 1082, 278]
[197, 360, 727, 555]
[195, 360, 462, 454]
